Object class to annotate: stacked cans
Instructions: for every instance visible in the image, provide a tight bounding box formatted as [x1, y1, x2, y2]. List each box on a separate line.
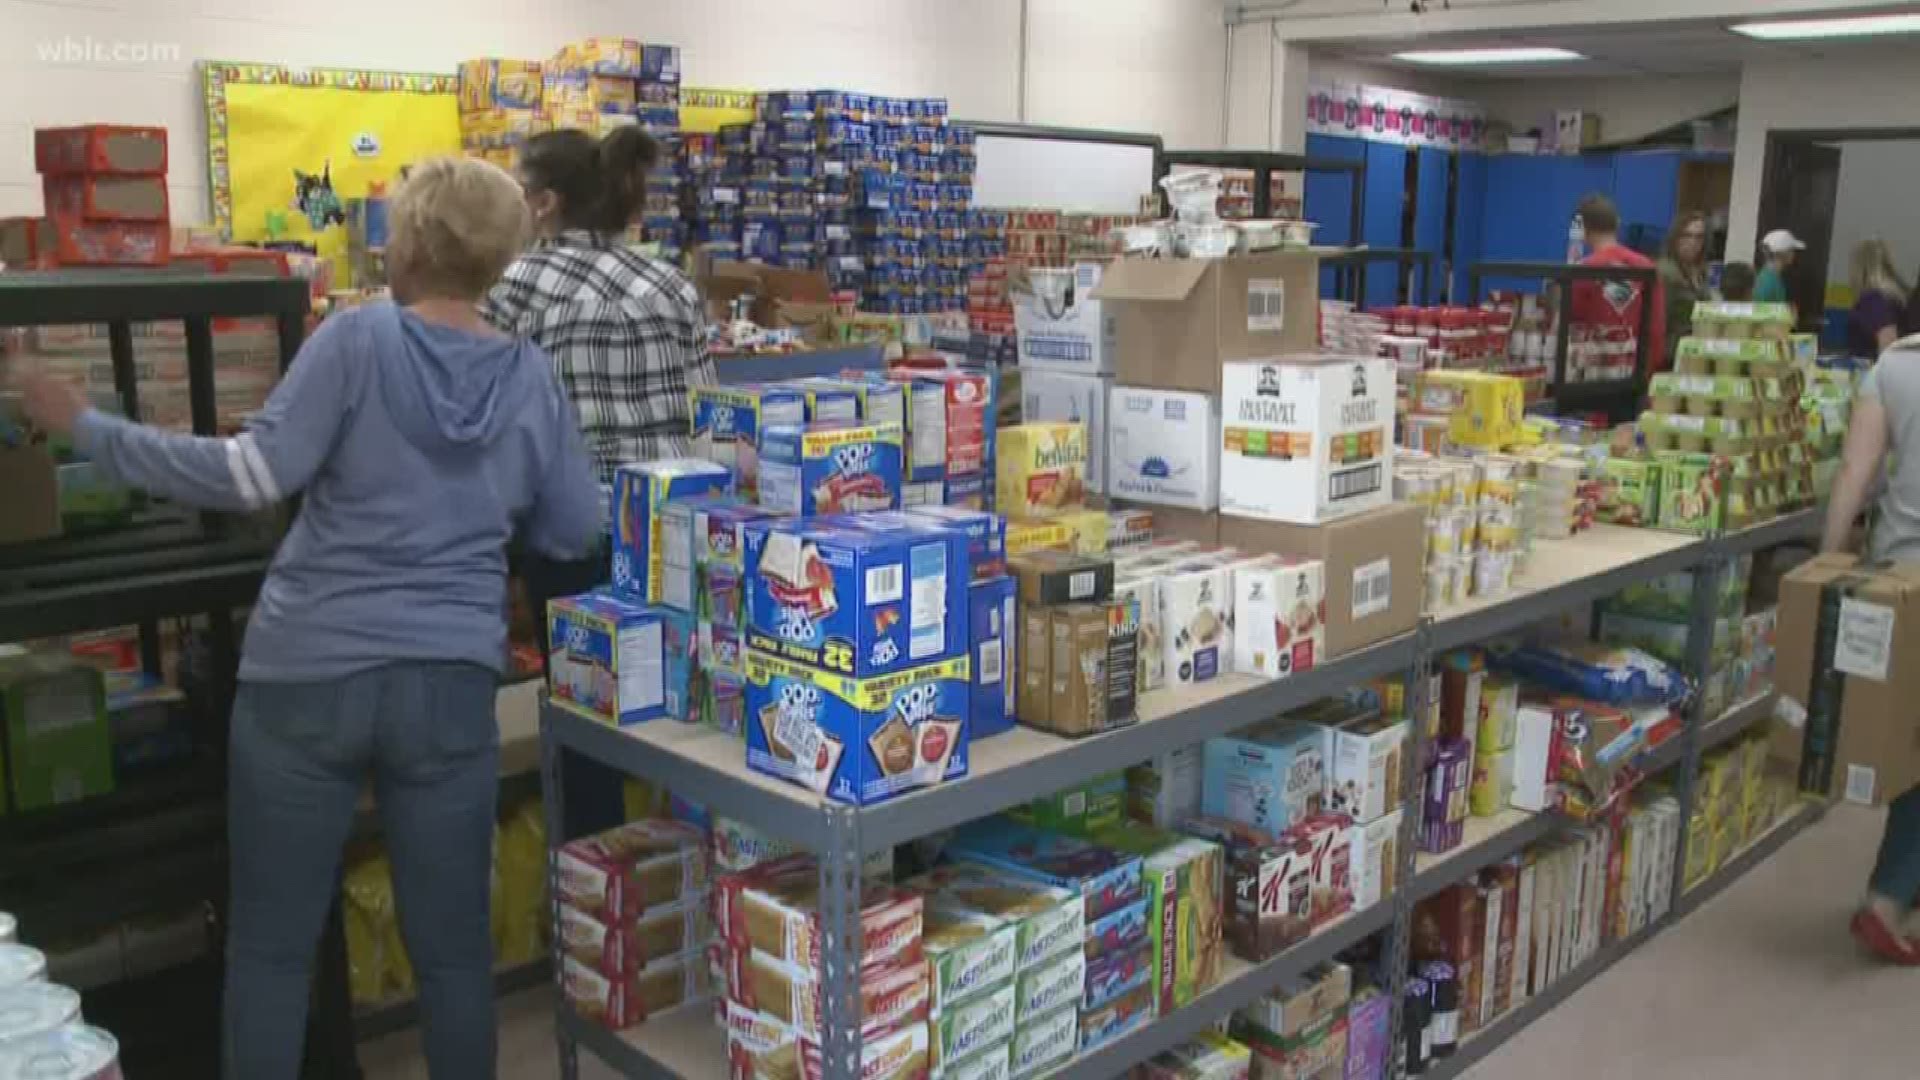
[0, 927, 121, 1080]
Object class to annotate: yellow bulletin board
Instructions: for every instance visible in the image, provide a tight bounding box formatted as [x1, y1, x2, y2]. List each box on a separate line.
[202, 62, 460, 280]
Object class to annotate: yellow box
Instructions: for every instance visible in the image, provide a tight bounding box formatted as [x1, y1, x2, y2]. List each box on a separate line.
[1052, 509, 1112, 556]
[550, 37, 644, 77]
[458, 58, 543, 112]
[1006, 518, 1075, 557]
[1424, 371, 1526, 449]
[995, 422, 1087, 519]
[542, 72, 637, 115]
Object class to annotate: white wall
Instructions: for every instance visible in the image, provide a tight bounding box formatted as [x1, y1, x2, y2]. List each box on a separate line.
[1468, 74, 1739, 146]
[1824, 140, 1920, 291]
[1248, 0, 1920, 40]
[1, 0, 1224, 222]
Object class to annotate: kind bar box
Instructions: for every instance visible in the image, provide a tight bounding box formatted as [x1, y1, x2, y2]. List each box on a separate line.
[744, 517, 968, 677]
[1090, 251, 1321, 393]
[689, 383, 806, 500]
[612, 458, 733, 605]
[759, 420, 905, 516]
[1021, 368, 1112, 494]
[1776, 554, 1920, 804]
[743, 649, 969, 806]
[947, 818, 1144, 921]
[1220, 502, 1425, 658]
[970, 576, 1018, 740]
[996, 422, 1087, 519]
[1109, 387, 1221, 511]
[547, 592, 669, 726]
[1041, 601, 1139, 738]
[1232, 555, 1327, 680]
[1220, 356, 1394, 525]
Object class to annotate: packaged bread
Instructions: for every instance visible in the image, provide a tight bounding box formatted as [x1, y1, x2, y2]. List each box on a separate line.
[723, 947, 929, 1037]
[715, 854, 924, 972]
[555, 819, 708, 920]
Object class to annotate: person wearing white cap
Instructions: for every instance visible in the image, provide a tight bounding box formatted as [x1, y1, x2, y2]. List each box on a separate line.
[1754, 228, 1806, 305]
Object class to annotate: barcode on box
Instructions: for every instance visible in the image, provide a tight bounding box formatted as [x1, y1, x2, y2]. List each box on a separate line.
[1069, 571, 1095, 599]
[978, 641, 1003, 684]
[1352, 558, 1392, 620]
[1246, 279, 1286, 332]
[866, 564, 904, 605]
[1329, 462, 1383, 503]
[1846, 763, 1877, 805]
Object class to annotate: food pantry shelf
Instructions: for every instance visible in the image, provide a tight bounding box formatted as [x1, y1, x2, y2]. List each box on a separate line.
[541, 632, 1418, 857]
[1677, 800, 1827, 918]
[1410, 808, 1563, 901]
[1719, 508, 1819, 557]
[1699, 693, 1779, 755]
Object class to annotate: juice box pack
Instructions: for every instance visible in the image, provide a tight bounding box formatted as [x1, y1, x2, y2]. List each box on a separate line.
[611, 459, 733, 606]
[743, 517, 969, 677]
[547, 591, 671, 726]
[688, 384, 805, 501]
[742, 648, 970, 806]
[758, 420, 905, 516]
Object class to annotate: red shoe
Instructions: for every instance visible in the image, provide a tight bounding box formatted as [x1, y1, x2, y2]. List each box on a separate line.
[1851, 908, 1920, 965]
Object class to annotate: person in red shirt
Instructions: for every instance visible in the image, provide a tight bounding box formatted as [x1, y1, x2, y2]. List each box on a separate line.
[1569, 193, 1668, 374]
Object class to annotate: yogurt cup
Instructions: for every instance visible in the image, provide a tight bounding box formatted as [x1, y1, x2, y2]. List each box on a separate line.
[0, 1026, 121, 1080]
[0, 949, 44, 991]
[1473, 551, 1516, 598]
[0, 984, 82, 1046]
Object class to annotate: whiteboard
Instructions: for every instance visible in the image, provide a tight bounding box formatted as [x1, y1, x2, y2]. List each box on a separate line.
[969, 129, 1159, 214]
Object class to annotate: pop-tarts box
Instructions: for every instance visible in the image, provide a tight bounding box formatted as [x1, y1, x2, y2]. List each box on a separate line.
[611, 459, 732, 605]
[758, 420, 905, 517]
[947, 818, 1144, 920]
[659, 495, 772, 612]
[689, 384, 805, 502]
[744, 516, 968, 678]
[789, 379, 861, 423]
[902, 505, 1006, 581]
[969, 575, 1016, 739]
[743, 648, 970, 805]
[547, 591, 669, 726]
[795, 376, 905, 428]
[661, 607, 696, 721]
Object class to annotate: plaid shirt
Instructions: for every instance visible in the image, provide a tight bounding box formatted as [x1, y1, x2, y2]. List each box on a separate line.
[483, 229, 713, 484]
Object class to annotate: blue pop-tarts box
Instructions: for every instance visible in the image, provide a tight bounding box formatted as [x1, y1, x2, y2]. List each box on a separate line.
[743, 648, 970, 806]
[968, 575, 1016, 740]
[689, 384, 806, 501]
[743, 515, 967, 678]
[660, 607, 695, 722]
[757, 420, 904, 517]
[546, 591, 670, 726]
[947, 818, 1144, 920]
[905, 506, 1007, 581]
[787, 379, 861, 423]
[610, 459, 732, 606]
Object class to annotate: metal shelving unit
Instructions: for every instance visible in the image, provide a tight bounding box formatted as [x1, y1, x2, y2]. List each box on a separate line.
[1467, 260, 1660, 422]
[541, 508, 1825, 1080]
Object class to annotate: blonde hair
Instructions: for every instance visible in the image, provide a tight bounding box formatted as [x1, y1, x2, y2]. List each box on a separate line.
[386, 156, 529, 301]
[1851, 238, 1910, 302]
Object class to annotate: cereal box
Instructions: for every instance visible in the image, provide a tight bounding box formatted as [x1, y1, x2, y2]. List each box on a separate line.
[743, 517, 969, 677]
[1327, 711, 1408, 825]
[743, 649, 969, 805]
[1231, 556, 1326, 680]
[1202, 724, 1327, 840]
[1219, 356, 1394, 525]
[889, 368, 991, 480]
[759, 420, 904, 516]
[905, 862, 1085, 972]
[969, 575, 1017, 740]
[946, 818, 1143, 920]
[1109, 387, 1221, 510]
[1161, 560, 1234, 687]
[1181, 816, 1314, 960]
[547, 592, 669, 725]
[689, 384, 806, 501]
[995, 422, 1087, 519]
[611, 459, 733, 606]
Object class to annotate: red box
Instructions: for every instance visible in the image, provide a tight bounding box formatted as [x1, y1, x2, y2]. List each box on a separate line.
[171, 247, 292, 278]
[35, 125, 169, 176]
[43, 175, 170, 222]
[49, 218, 169, 266]
[886, 365, 990, 477]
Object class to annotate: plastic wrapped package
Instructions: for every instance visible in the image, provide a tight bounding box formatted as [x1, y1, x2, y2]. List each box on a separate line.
[343, 854, 399, 1005]
[1487, 641, 1689, 708]
[497, 797, 550, 966]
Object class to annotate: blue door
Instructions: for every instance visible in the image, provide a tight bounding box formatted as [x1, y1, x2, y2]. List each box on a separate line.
[1414, 147, 1451, 304]
[1305, 134, 1365, 298]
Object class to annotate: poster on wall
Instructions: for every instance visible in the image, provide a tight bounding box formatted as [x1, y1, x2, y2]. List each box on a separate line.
[202, 62, 462, 284]
[1306, 80, 1486, 151]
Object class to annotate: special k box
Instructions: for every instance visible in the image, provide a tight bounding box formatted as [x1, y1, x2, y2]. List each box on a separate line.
[1220, 356, 1394, 525]
[612, 458, 734, 606]
[743, 648, 969, 806]
[758, 420, 904, 517]
[743, 518, 969, 676]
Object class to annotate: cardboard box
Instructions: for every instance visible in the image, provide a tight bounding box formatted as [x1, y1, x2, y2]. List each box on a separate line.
[688, 384, 807, 501]
[1203, 723, 1327, 840]
[0, 217, 52, 267]
[1108, 387, 1221, 510]
[0, 651, 112, 812]
[1090, 252, 1321, 393]
[1015, 261, 1114, 375]
[1041, 601, 1139, 737]
[1009, 550, 1113, 606]
[1349, 808, 1403, 910]
[1018, 602, 1052, 729]
[1219, 502, 1425, 658]
[0, 445, 60, 544]
[888, 369, 992, 482]
[611, 459, 734, 606]
[758, 420, 905, 516]
[1219, 356, 1395, 525]
[1021, 369, 1112, 494]
[554, 819, 707, 920]
[1232, 555, 1327, 680]
[1146, 505, 1222, 545]
[547, 593, 670, 726]
[1243, 961, 1350, 1040]
[1159, 558, 1235, 687]
[1776, 554, 1920, 804]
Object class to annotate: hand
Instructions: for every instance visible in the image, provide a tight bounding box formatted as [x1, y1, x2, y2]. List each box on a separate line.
[3, 356, 87, 437]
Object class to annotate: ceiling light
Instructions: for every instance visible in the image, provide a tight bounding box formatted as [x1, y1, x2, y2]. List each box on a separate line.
[1391, 47, 1586, 65]
[1730, 13, 1920, 40]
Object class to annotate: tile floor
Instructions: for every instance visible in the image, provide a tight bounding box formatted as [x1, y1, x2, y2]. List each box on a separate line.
[360, 804, 1902, 1080]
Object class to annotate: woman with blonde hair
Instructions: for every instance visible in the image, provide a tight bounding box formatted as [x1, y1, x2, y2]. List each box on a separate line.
[6, 156, 601, 1078]
[1848, 238, 1909, 360]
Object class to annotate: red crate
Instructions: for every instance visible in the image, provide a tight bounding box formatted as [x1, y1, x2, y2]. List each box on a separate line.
[171, 247, 291, 277]
[49, 217, 170, 266]
[35, 125, 169, 176]
[42, 175, 170, 222]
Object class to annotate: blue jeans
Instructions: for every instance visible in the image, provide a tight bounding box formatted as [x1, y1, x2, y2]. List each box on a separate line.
[224, 663, 499, 1080]
[1870, 784, 1920, 904]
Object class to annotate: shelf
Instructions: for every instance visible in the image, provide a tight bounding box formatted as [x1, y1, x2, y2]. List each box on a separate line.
[560, 901, 1398, 1080]
[0, 270, 310, 325]
[1719, 509, 1819, 556]
[1677, 799, 1827, 918]
[1699, 692, 1778, 755]
[0, 554, 270, 643]
[1411, 809, 1565, 901]
[544, 633, 1418, 857]
[1428, 525, 1707, 652]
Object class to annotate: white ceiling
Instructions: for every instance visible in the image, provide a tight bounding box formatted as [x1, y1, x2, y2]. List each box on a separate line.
[1311, 15, 1920, 78]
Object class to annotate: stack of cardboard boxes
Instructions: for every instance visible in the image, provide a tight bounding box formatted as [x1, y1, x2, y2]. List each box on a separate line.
[456, 58, 547, 172]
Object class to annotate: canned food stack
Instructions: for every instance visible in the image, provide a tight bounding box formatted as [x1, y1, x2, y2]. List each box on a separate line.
[0, 918, 126, 1079]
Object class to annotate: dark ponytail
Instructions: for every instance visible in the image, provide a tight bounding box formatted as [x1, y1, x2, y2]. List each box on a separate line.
[521, 125, 658, 235]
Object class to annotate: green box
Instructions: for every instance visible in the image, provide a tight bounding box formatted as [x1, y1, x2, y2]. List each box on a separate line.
[1655, 452, 1726, 535]
[1, 649, 113, 812]
[932, 979, 1015, 1067]
[923, 906, 1018, 1012]
[1597, 457, 1661, 527]
[1008, 770, 1124, 836]
[1089, 824, 1225, 1015]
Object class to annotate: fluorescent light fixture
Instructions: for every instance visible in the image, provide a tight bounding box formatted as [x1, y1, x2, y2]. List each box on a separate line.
[1730, 13, 1920, 39]
[1392, 46, 1586, 65]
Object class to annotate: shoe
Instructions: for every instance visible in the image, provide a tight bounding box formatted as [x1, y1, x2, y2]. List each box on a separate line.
[1851, 907, 1920, 965]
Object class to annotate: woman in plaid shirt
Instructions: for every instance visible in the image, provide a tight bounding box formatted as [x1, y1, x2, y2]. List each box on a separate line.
[485, 126, 715, 832]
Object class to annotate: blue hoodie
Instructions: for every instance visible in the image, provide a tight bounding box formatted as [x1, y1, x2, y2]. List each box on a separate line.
[72, 302, 602, 681]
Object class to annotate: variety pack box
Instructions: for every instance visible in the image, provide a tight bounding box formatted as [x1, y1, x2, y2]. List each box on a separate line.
[1219, 356, 1395, 525]
[743, 517, 969, 677]
[688, 384, 806, 500]
[1020, 368, 1111, 494]
[996, 421, 1087, 519]
[946, 818, 1144, 920]
[1016, 261, 1114, 376]
[547, 592, 671, 726]
[743, 649, 969, 805]
[612, 459, 733, 606]
[899, 506, 1008, 581]
[1090, 251, 1321, 393]
[658, 495, 767, 613]
[970, 575, 1018, 739]
[758, 420, 904, 516]
[889, 368, 991, 481]
[1219, 502, 1426, 658]
[1231, 555, 1327, 680]
[1202, 724, 1327, 840]
[1109, 387, 1221, 511]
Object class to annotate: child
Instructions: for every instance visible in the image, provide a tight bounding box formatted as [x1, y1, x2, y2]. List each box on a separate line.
[1720, 261, 1756, 302]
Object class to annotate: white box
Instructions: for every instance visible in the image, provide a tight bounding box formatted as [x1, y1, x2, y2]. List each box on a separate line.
[1115, 574, 1166, 693]
[1512, 859, 1536, 1007]
[1108, 387, 1220, 510]
[1327, 714, 1408, 824]
[1219, 356, 1395, 524]
[1020, 369, 1111, 495]
[1348, 808, 1402, 909]
[1014, 261, 1113, 376]
[1159, 561, 1234, 686]
[1127, 745, 1203, 828]
[1231, 555, 1326, 681]
[1509, 705, 1557, 812]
